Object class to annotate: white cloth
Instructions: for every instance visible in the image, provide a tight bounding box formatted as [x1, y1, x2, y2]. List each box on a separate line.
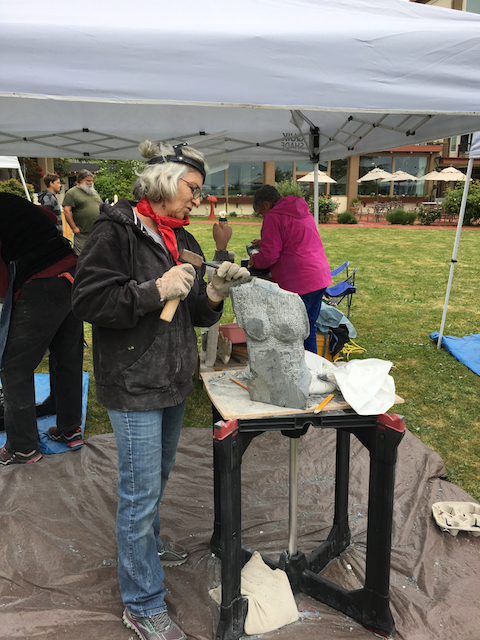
[209, 551, 299, 635]
[332, 358, 396, 415]
[304, 350, 338, 395]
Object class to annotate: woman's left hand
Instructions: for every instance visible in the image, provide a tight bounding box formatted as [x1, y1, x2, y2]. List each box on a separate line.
[207, 262, 251, 302]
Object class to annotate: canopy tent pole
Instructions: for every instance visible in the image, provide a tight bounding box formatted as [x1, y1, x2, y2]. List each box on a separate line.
[309, 126, 320, 227]
[437, 157, 474, 349]
[18, 164, 32, 202]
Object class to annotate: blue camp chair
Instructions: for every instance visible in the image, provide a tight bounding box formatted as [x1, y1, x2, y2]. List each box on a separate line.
[325, 261, 357, 318]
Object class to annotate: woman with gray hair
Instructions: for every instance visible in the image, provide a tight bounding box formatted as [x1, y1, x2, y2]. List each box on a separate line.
[72, 140, 249, 640]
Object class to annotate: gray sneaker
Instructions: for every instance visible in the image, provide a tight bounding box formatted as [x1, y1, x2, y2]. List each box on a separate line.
[123, 608, 186, 640]
[158, 541, 189, 567]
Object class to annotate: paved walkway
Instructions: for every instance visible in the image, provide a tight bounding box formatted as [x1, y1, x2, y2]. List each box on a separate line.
[191, 218, 470, 230]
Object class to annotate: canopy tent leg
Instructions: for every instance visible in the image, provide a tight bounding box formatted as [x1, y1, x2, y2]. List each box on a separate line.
[437, 155, 474, 349]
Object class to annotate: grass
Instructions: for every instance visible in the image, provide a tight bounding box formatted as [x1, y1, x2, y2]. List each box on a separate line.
[38, 218, 480, 501]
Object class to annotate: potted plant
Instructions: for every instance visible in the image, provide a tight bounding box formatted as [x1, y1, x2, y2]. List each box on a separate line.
[350, 197, 361, 215]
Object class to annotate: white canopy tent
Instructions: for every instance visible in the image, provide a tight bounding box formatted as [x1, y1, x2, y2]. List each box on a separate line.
[0, 156, 31, 201]
[1, 0, 480, 222]
[437, 132, 480, 349]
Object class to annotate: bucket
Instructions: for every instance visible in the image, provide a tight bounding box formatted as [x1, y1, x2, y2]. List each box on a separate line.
[316, 332, 333, 362]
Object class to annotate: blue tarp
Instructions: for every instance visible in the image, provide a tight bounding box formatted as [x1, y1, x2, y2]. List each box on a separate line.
[430, 331, 480, 376]
[0, 371, 89, 454]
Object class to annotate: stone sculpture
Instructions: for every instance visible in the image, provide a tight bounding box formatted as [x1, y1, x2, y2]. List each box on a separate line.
[232, 278, 311, 409]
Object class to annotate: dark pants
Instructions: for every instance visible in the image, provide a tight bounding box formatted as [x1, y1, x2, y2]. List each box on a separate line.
[300, 288, 326, 354]
[1, 274, 84, 451]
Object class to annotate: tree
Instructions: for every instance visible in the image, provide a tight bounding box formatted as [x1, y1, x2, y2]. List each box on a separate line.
[443, 180, 480, 226]
[0, 178, 34, 199]
[89, 159, 142, 201]
[275, 179, 306, 198]
[53, 158, 144, 201]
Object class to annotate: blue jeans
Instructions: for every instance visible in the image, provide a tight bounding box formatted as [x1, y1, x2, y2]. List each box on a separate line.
[108, 401, 186, 617]
[300, 288, 326, 354]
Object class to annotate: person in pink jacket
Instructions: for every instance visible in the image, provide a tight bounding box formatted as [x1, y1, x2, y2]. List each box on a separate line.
[248, 185, 331, 353]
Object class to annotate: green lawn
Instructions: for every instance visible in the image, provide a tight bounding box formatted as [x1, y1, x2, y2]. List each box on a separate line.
[45, 219, 480, 501]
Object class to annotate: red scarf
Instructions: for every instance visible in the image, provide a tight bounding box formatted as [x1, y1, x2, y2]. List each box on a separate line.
[136, 198, 189, 264]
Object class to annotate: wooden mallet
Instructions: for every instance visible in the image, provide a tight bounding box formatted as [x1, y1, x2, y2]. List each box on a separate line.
[160, 250, 221, 322]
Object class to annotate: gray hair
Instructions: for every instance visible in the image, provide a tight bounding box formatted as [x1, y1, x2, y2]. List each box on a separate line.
[253, 185, 281, 211]
[132, 140, 208, 203]
[76, 170, 94, 183]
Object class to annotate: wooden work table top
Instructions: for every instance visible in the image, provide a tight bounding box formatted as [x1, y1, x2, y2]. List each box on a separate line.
[202, 368, 404, 421]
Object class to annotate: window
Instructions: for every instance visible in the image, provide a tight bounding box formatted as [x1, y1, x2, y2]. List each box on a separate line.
[394, 156, 428, 196]
[358, 156, 393, 196]
[228, 162, 263, 196]
[296, 161, 328, 173]
[295, 161, 329, 196]
[330, 158, 347, 196]
[275, 162, 294, 182]
[203, 168, 225, 196]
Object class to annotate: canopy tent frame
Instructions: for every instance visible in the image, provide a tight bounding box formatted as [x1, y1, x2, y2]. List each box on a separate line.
[2, 0, 480, 226]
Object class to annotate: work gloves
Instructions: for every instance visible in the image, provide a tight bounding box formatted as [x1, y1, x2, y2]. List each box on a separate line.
[207, 261, 251, 303]
[156, 264, 196, 301]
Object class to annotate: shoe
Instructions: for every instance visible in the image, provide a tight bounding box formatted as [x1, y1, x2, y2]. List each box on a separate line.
[123, 608, 186, 640]
[0, 446, 42, 465]
[47, 426, 83, 449]
[158, 541, 189, 567]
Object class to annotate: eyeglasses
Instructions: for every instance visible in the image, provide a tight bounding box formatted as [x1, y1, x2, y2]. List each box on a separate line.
[181, 179, 202, 199]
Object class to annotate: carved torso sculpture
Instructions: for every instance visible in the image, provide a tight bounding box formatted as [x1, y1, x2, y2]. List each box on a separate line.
[232, 278, 311, 409]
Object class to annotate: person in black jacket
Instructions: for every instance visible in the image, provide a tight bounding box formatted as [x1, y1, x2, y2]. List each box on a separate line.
[37, 172, 63, 234]
[72, 140, 249, 640]
[0, 194, 84, 465]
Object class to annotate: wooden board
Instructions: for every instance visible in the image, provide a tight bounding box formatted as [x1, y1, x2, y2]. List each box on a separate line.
[202, 368, 404, 421]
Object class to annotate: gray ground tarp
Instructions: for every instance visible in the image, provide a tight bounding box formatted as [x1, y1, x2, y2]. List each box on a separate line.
[0, 426, 479, 640]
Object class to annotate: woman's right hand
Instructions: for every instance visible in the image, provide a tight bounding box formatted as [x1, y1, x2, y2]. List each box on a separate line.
[251, 238, 261, 246]
[155, 264, 196, 301]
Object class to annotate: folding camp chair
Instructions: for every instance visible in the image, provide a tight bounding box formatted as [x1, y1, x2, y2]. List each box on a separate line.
[325, 261, 357, 318]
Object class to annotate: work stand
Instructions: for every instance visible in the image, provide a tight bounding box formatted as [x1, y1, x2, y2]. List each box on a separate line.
[209, 406, 405, 640]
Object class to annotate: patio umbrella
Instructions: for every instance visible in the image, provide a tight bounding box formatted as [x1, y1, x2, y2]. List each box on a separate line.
[381, 170, 418, 195]
[357, 167, 393, 199]
[298, 170, 337, 184]
[382, 170, 418, 182]
[420, 166, 467, 200]
[420, 166, 467, 181]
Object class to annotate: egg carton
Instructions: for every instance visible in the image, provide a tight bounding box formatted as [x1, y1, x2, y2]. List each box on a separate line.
[432, 501, 480, 537]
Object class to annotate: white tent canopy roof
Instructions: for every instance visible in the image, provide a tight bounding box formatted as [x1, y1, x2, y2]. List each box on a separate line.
[0, 156, 32, 200]
[0, 156, 21, 170]
[1, 0, 480, 163]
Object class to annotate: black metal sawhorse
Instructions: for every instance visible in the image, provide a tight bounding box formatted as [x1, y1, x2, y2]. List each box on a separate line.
[209, 408, 405, 640]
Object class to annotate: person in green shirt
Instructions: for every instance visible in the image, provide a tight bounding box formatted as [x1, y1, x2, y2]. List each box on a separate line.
[62, 170, 102, 255]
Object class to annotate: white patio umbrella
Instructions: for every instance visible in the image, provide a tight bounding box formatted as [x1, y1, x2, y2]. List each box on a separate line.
[357, 167, 393, 198]
[358, 167, 394, 182]
[382, 170, 418, 182]
[298, 170, 337, 184]
[421, 166, 467, 181]
[381, 169, 418, 195]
